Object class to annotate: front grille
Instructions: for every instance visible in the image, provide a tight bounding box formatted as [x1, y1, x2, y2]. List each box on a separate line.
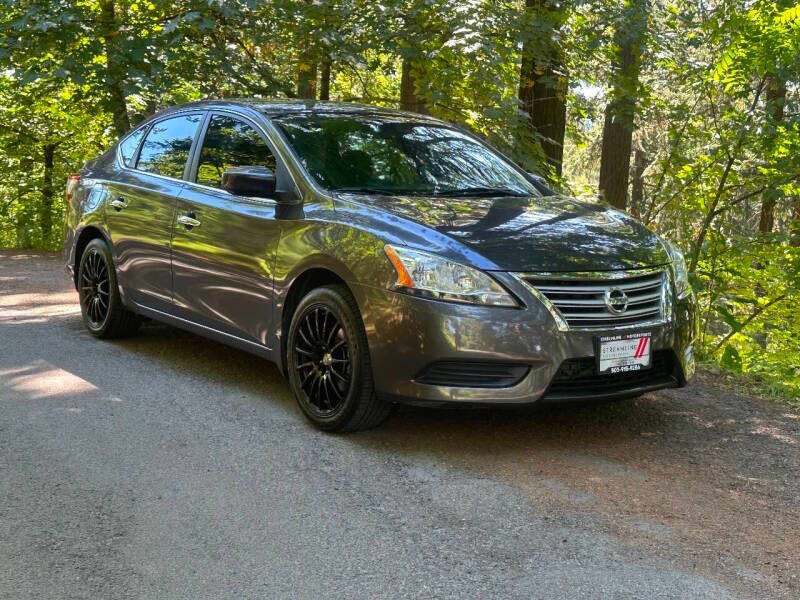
[415, 361, 530, 388]
[521, 270, 665, 329]
[544, 350, 677, 400]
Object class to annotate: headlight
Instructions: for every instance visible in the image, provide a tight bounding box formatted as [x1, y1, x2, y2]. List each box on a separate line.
[384, 245, 518, 307]
[665, 241, 690, 298]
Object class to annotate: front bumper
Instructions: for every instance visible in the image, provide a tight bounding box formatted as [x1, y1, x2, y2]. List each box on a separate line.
[352, 274, 697, 406]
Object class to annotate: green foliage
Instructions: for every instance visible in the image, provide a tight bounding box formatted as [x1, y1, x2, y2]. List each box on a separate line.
[635, 0, 800, 396]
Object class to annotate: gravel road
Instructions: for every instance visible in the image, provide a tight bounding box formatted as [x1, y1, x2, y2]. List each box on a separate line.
[1, 251, 798, 599]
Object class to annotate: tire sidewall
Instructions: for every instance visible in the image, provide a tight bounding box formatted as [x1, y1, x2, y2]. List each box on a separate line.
[287, 287, 370, 431]
[78, 238, 120, 337]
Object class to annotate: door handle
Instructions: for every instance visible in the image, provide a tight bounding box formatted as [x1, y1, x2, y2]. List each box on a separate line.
[109, 198, 127, 211]
[177, 213, 201, 229]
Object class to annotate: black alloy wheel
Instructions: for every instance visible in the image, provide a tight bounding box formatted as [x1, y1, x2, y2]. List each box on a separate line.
[77, 238, 140, 339]
[80, 247, 110, 329]
[293, 304, 352, 415]
[287, 284, 391, 432]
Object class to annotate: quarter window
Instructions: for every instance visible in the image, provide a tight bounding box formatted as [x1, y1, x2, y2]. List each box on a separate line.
[136, 114, 203, 179]
[196, 115, 277, 189]
[119, 126, 146, 167]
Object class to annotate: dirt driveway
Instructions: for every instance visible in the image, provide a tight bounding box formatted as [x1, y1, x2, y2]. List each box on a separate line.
[1, 251, 798, 599]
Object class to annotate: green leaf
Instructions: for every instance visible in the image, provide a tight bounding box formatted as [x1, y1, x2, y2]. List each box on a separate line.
[713, 305, 743, 333]
[778, 4, 800, 25]
[720, 346, 742, 372]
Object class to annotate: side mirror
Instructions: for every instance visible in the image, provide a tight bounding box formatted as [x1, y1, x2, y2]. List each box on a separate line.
[221, 166, 276, 199]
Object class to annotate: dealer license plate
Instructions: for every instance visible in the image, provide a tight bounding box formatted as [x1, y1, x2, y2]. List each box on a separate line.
[597, 332, 651, 374]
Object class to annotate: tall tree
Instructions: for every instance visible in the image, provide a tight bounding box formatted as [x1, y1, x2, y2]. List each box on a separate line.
[630, 143, 650, 219]
[598, 0, 650, 210]
[40, 142, 57, 238]
[296, 0, 318, 100]
[297, 59, 318, 99]
[518, 0, 568, 177]
[99, 0, 131, 136]
[757, 73, 787, 233]
[319, 59, 332, 101]
[400, 58, 428, 114]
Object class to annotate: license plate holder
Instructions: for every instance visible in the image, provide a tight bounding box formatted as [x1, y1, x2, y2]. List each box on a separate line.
[595, 332, 652, 375]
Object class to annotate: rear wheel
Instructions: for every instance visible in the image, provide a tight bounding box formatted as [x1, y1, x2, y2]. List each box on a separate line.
[286, 284, 390, 432]
[77, 238, 140, 339]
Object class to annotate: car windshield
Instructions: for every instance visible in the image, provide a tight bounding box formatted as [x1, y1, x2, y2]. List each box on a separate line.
[272, 113, 539, 197]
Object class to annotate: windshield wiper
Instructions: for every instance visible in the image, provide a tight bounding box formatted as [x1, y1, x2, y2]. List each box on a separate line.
[332, 186, 403, 196]
[431, 187, 529, 198]
[333, 186, 530, 198]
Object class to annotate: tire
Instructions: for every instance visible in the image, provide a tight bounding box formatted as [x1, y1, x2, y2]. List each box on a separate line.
[77, 238, 140, 339]
[286, 284, 391, 432]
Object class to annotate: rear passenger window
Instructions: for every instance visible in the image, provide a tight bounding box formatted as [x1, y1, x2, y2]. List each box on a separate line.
[119, 126, 146, 167]
[195, 115, 277, 189]
[136, 114, 203, 179]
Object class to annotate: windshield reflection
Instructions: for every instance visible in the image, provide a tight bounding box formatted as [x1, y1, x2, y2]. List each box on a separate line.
[273, 114, 540, 198]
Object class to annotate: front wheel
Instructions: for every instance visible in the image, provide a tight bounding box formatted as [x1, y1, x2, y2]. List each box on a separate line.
[77, 238, 140, 339]
[286, 284, 391, 432]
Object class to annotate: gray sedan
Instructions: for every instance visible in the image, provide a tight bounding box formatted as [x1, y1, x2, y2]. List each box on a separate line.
[63, 99, 697, 431]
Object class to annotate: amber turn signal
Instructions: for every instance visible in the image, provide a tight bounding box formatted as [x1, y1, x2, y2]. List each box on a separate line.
[384, 245, 415, 288]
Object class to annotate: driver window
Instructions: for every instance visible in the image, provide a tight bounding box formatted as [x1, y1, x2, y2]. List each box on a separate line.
[196, 115, 277, 189]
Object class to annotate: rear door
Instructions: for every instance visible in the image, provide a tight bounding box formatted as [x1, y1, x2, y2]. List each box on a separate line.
[106, 112, 204, 311]
[170, 112, 285, 347]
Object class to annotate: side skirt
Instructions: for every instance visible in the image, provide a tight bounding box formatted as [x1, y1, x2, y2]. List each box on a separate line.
[134, 303, 280, 366]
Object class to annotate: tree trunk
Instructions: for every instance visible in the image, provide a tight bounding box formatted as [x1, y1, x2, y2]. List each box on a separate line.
[16, 157, 33, 247]
[758, 192, 776, 233]
[319, 59, 331, 101]
[598, 0, 649, 210]
[140, 60, 159, 121]
[630, 145, 649, 219]
[599, 101, 634, 209]
[791, 196, 800, 247]
[518, 0, 567, 177]
[99, 0, 130, 136]
[40, 143, 56, 239]
[757, 74, 786, 233]
[297, 56, 317, 99]
[400, 58, 428, 114]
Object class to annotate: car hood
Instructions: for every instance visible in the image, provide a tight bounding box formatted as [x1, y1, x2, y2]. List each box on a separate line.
[342, 193, 670, 272]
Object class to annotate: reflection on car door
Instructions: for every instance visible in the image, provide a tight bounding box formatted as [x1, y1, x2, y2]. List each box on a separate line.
[170, 112, 284, 347]
[106, 113, 204, 311]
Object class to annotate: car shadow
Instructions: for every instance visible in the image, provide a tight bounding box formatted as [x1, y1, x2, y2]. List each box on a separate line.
[126, 321, 677, 438]
[64, 317, 796, 450]
[360, 393, 685, 460]
[111, 318, 689, 461]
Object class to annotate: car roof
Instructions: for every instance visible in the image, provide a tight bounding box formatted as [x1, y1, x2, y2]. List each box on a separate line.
[152, 98, 447, 124]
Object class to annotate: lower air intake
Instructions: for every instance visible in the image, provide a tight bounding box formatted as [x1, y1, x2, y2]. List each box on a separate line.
[544, 349, 679, 400]
[415, 361, 530, 388]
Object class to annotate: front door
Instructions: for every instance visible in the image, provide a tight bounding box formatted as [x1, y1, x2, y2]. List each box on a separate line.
[170, 112, 285, 347]
[106, 113, 204, 311]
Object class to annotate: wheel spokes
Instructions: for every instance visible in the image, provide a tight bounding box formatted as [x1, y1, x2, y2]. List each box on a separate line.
[294, 305, 351, 413]
[81, 250, 111, 327]
[322, 375, 333, 408]
[328, 367, 348, 384]
[325, 375, 344, 401]
[297, 326, 314, 349]
[329, 339, 347, 353]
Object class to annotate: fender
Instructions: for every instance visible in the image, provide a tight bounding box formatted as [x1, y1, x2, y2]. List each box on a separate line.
[66, 183, 112, 288]
[273, 218, 394, 313]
